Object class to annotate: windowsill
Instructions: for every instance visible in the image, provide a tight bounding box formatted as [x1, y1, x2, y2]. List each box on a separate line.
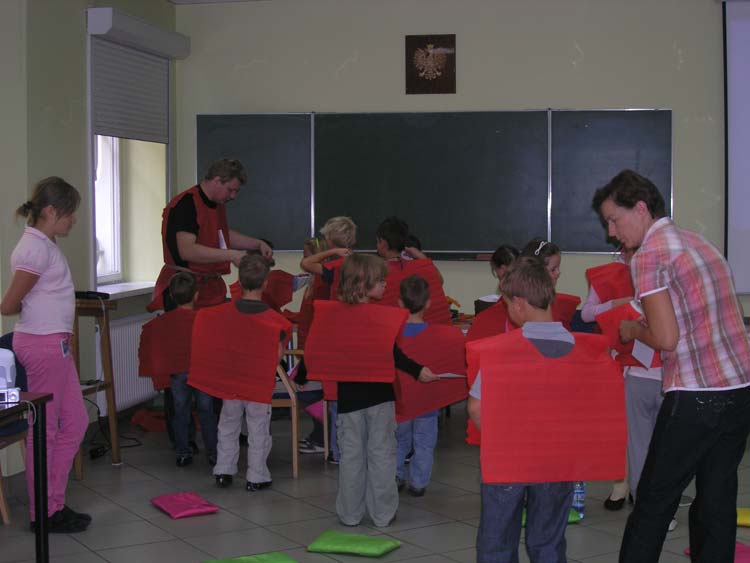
[97, 281, 155, 300]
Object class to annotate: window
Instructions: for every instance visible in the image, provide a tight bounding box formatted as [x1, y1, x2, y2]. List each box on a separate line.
[95, 135, 121, 283]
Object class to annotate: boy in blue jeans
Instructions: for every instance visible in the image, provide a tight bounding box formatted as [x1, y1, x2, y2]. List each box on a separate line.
[468, 258, 575, 563]
[168, 272, 218, 467]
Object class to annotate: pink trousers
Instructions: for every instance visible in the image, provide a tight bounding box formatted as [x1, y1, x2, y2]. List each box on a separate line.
[13, 332, 88, 519]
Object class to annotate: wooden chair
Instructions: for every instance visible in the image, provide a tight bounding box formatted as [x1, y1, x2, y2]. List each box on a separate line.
[271, 363, 300, 478]
[284, 348, 331, 461]
[0, 431, 27, 525]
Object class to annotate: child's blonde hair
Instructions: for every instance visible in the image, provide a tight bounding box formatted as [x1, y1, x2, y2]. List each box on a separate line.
[337, 254, 387, 304]
[320, 216, 357, 249]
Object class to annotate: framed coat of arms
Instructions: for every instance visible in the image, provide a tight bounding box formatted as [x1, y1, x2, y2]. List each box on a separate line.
[405, 34, 456, 95]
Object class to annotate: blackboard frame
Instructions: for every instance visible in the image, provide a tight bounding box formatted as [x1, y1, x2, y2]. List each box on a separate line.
[196, 109, 672, 255]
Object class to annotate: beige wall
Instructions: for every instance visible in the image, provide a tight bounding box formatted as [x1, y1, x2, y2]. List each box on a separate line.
[175, 0, 726, 307]
[0, 0, 28, 334]
[120, 139, 167, 283]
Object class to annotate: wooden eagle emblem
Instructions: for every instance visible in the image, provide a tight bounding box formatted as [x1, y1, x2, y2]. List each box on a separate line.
[413, 43, 447, 80]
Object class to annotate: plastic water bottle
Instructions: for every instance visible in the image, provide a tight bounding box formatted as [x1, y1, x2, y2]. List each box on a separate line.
[572, 481, 586, 519]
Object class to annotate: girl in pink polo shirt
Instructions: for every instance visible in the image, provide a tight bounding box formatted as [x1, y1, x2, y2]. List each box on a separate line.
[0, 177, 90, 534]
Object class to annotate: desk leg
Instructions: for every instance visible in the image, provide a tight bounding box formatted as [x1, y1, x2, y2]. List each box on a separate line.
[33, 401, 48, 563]
[99, 312, 121, 465]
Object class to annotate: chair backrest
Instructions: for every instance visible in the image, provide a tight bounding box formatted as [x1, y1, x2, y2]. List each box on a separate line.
[0, 333, 29, 438]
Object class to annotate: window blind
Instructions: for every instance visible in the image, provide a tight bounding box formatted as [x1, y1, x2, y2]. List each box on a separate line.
[91, 37, 169, 144]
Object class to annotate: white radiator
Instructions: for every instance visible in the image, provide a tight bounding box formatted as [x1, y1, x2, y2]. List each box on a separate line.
[96, 313, 158, 415]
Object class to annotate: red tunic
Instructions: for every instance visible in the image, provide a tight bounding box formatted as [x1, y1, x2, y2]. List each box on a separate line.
[305, 301, 408, 384]
[595, 302, 663, 368]
[585, 262, 634, 303]
[228, 270, 295, 312]
[394, 324, 467, 423]
[551, 293, 581, 330]
[138, 308, 196, 390]
[188, 303, 291, 403]
[468, 331, 626, 483]
[465, 300, 519, 445]
[149, 186, 231, 312]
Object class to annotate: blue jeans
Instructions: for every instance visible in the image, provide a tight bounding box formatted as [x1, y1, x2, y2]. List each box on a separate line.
[477, 481, 573, 563]
[396, 410, 438, 488]
[171, 372, 218, 458]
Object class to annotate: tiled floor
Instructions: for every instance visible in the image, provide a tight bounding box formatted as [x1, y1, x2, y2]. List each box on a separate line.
[2, 403, 749, 563]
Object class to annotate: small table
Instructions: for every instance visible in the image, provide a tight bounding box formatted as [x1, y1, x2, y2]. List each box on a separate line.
[0, 392, 53, 563]
[72, 298, 121, 466]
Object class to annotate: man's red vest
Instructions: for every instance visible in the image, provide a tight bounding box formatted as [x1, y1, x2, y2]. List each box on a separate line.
[228, 270, 295, 312]
[394, 324, 467, 423]
[465, 300, 519, 445]
[138, 308, 196, 390]
[467, 330, 626, 483]
[551, 293, 581, 330]
[189, 303, 291, 403]
[305, 301, 407, 383]
[329, 258, 451, 325]
[148, 186, 231, 312]
[585, 262, 634, 303]
[596, 302, 663, 368]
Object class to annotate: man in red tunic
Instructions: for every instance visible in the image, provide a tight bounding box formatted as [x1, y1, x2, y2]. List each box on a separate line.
[148, 158, 273, 312]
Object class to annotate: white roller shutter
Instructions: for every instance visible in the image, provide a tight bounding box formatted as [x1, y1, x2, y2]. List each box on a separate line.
[91, 37, 169, 144]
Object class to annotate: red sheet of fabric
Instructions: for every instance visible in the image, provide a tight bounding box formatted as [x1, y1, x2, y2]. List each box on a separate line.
[138, 308, 196, 391]
[469, 331, 626, 483]
[551, 293, 581, 330]
[305, 301, 407, 383]
[394, 324, 467, 423]
[149, 186, 230, 311]
[401, 260, 452, 325]
[189, 304, 291, 403]
[151, 492, 219, 519]
[322, 381, 338, 401]
[229, 270, 295, 312]
[464, 300, 519, 445]
[585, 262, 634, 302]
[595, 302, 663, 368]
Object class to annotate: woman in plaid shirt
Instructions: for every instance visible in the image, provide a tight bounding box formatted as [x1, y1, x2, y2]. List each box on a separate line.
[593, 170, 750, 563]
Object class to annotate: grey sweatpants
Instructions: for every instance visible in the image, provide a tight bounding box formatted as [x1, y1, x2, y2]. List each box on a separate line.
[213, 399, 272, 483]
[625, 374, 663, 501]
[336, 401, 398, 527]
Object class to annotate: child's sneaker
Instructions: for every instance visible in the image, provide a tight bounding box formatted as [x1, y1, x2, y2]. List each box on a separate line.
[299, 439, 325, 454]
[326, 453, 339, 464]
[668, 518, 678, 532]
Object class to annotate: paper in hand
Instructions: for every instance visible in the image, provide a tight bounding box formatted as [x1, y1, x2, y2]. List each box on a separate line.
[632, 339, 655, 368]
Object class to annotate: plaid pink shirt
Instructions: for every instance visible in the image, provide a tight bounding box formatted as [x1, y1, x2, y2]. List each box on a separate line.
[632, 218, 750, 391]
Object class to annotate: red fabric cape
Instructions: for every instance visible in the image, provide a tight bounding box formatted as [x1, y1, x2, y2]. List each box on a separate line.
[595, 302, 663, 368]
[305, 301, 407, 383]
[551, 293, 581, 330]
[228, 270, 295, 312]
[585, 262, 634, 302]
[468, 331, 626, 483]
[465, 300, 519, 445]
[138, 308, 197, 390]
[394, 324, 467, 422]
[189, 303, 291, 403]
[149, 186, 230, 311]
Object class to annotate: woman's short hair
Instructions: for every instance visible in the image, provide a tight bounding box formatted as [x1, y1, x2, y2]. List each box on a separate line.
[591, 169, 667, 219]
